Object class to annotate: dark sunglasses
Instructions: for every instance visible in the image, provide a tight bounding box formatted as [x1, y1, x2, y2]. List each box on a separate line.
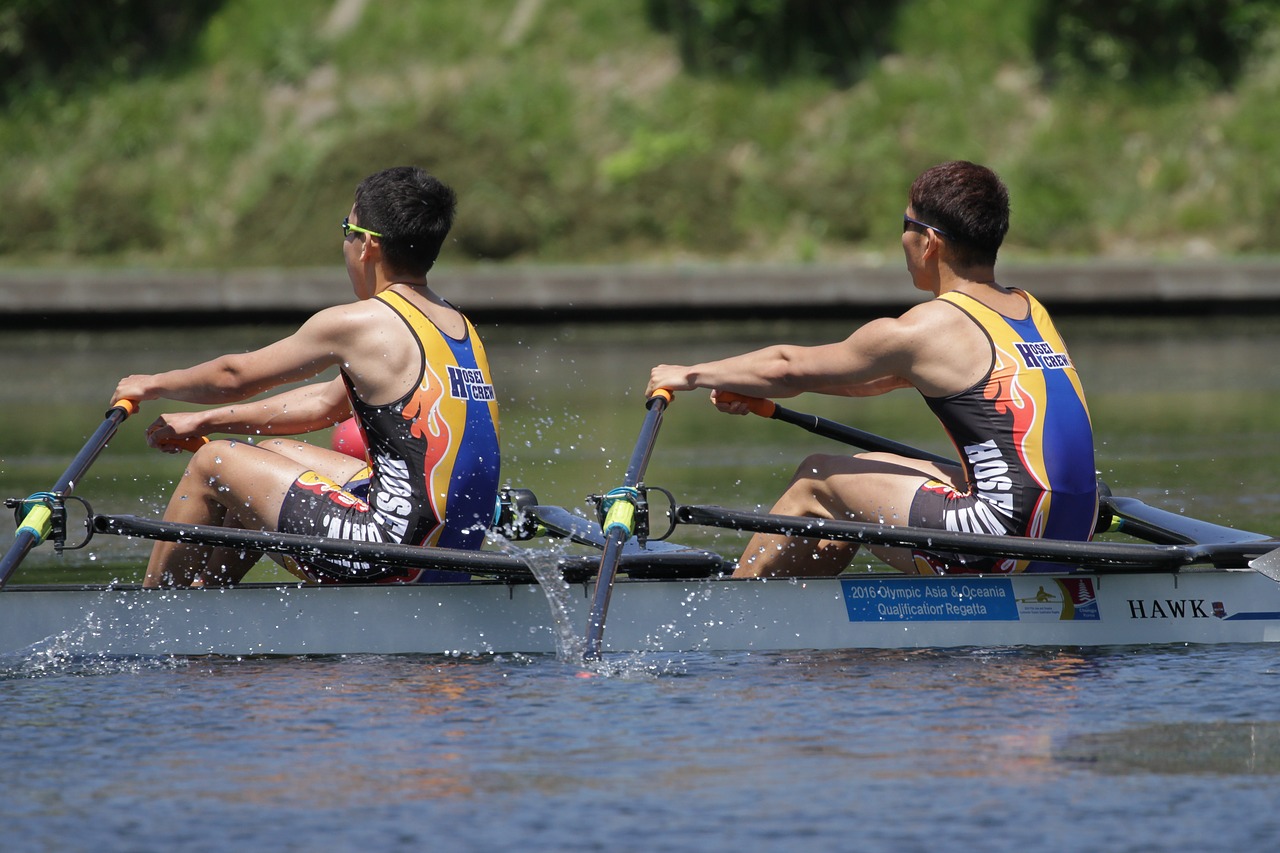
[902, 214, 953, 240]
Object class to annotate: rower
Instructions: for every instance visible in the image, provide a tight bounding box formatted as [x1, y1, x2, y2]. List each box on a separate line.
[647, 161, 1097, 577]
[111, 167, 501, 588]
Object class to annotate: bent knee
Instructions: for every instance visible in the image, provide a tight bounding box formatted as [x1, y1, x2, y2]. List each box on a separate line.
[793, 453, 845, 477]
[185, 438, 250, 475]
[793, 452, 896, 479]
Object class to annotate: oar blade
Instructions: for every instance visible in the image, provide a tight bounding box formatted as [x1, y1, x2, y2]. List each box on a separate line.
[1250, 548, 1280, 583]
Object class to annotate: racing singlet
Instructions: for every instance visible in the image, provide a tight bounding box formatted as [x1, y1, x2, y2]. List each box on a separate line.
[344, 290, 501, 553]
[919, 289, 1097, 573]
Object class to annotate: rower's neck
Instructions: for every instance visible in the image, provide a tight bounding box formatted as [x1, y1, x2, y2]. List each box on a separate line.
[937, 264, 1001, 297]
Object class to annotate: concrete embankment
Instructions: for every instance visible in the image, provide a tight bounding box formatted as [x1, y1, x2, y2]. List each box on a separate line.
[2, 261, 1279, 325]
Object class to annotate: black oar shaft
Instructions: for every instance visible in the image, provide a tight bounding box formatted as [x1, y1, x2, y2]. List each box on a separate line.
[676, 504, 1274, 570]
[95, 514, 535, 578]
[584, 391, 670, 660]
[768, 405, 956, 467]
[0, 403, 136, 589]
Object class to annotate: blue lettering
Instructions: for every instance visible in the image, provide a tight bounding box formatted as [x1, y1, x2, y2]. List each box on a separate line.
[1015, 341, 1070, 371]
[447, 365, 469, 399]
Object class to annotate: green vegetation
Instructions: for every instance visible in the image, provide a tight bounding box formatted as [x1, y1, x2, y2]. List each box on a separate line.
[2, 0, 1280, 268]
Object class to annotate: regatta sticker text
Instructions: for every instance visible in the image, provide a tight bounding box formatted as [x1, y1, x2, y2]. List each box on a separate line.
[841, 577, 1100, 623]
[842, 578, 1019, 622]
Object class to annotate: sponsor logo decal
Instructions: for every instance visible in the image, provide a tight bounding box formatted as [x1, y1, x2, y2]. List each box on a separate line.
[1014, 340, 1071, 370]
[1212, 600, 1280, 621]
[1015, 577, 1099, 621]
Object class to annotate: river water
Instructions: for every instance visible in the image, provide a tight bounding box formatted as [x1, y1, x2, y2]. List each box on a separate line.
[2, 314, 1280, 850]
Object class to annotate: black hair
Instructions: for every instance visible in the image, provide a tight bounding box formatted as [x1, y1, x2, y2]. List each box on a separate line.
[909, 161, 1009, 267]
[353, 166, 457, 275]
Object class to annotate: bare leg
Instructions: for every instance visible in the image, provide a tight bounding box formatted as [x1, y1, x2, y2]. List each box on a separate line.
[733, 452, 963, 578]
[254, 437, 368, 478]
[193, 512, 262, 587]
[144, 439, 366, 588]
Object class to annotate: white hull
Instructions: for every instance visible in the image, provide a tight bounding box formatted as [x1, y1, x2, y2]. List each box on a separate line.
[4, 569, 1280, 657]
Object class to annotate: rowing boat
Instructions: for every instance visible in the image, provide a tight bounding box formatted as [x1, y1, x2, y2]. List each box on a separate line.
[4, 399, 1280, 658]
[2, 493, 1279, 657]
[2, 566, 1280, 657]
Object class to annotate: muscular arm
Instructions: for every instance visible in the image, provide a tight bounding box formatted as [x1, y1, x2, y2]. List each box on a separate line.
[145, 377, 352, 446]
[647, 302, 983, 401]
[648, 316, 917, 399]
[111, 307, 357, 407]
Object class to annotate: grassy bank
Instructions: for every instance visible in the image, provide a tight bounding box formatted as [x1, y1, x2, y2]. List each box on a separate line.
[2, 0, 1279, 270]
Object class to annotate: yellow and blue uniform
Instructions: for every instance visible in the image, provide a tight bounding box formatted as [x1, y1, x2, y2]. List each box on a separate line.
[277, 290, 501, 582]
[909, 289, 1096, 574]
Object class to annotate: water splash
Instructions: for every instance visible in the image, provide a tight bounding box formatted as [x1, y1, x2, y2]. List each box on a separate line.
[487, 531, 585, 661]
[484, 532, 688, 677]
[0, 599, 184, 679]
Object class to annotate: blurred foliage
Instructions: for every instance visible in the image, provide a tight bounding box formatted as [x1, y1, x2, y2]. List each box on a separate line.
[1031, 0, 1280, 89]
[645, 0, 1279, 91]
[644, 0, 903, 86]
[0, 0, 1279, 268]
[0, 0, 223, 104]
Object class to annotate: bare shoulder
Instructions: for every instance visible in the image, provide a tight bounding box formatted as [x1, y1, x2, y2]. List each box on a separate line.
[317, 298, 392, 325]
[895, 298, 971, 332]
[853, 300, 970, 353]
[893, 298, 992, 396]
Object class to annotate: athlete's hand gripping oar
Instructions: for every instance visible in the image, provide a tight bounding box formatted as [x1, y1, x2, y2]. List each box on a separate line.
[143, 419, 210, 455]
[583, 388, 672, 661]
[0, 400, 142, 589]
[714, 391, 955, 467]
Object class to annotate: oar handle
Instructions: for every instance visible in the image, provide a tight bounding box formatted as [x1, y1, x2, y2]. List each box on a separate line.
[112, 399, 141, 418]
[154, 435, 210, 454]
[120, 399, 210, 453]
[714, 391, 776, 418]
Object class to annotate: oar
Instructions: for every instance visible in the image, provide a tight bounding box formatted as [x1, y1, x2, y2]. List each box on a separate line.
[97, 513, 543, 580]
[0, 399, 141, 589]
[583, 389, 672, 661]
[714, 391, 955, 467]
[676, 504, 1279, 571]
[94, 513, 724, 583]
[712, 392, 1280, 574]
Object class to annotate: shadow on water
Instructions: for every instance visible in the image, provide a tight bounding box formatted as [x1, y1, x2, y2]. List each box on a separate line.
[1056, 722, 1280, 775]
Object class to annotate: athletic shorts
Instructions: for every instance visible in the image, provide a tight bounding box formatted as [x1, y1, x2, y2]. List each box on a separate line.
[276, 468, 464, 584]
[907, 478, 1020, 575]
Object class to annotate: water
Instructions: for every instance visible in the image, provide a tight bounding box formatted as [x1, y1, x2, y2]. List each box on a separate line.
[4, 647, 1280, 851]
[3, 314, 1280, 850]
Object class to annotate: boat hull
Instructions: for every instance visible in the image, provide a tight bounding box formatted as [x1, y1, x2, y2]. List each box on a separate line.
[3, 570, 1280, 656]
